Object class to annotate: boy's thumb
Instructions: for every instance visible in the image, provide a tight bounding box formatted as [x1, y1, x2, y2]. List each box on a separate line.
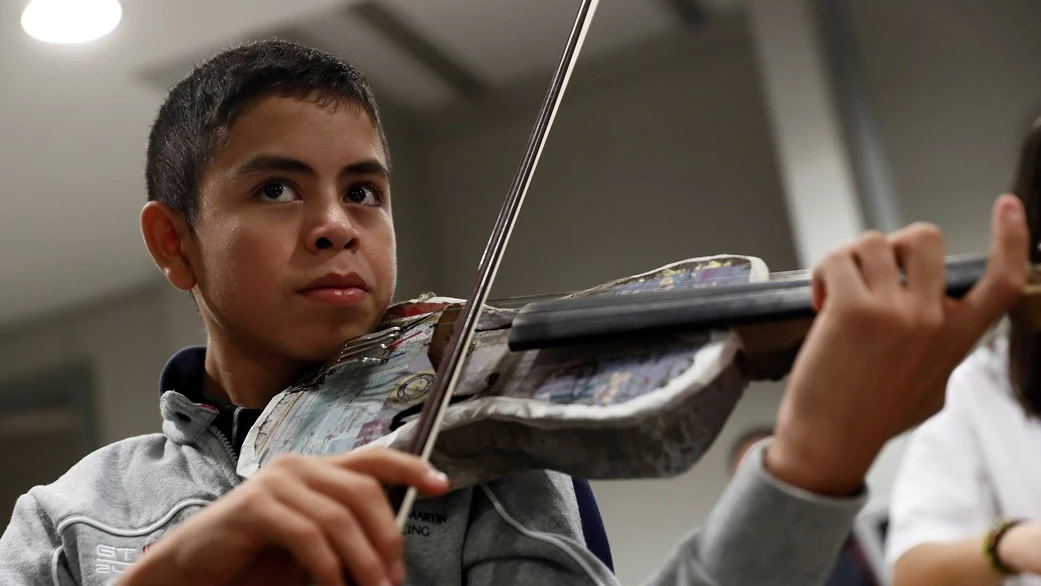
[956, 194, 1028, 339]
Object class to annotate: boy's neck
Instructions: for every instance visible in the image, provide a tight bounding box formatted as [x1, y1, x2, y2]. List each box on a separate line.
[202, 336, 311, 409]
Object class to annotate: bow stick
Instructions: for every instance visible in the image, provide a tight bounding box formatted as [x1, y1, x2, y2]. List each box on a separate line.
[390, 0, 602, 528]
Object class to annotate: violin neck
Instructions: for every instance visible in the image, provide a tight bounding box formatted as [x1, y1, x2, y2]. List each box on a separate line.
[508, 255, 1041, 351]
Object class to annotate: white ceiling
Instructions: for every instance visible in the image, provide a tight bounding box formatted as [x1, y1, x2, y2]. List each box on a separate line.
[0, 0, 738, 329]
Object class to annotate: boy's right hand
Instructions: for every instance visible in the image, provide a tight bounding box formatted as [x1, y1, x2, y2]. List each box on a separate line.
[119, 447, 449, 586]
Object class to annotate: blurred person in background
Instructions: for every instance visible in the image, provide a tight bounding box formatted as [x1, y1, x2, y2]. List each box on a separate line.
[887, 118, 1041, 586]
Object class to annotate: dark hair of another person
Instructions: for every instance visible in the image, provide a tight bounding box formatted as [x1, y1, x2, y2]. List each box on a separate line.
[1008, 118, 1041, 416]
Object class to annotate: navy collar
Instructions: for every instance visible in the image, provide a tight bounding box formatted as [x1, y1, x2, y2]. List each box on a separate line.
[159, 345, 261, 459]
[159, 345, 238, 410]
[159, 345, 210, 403]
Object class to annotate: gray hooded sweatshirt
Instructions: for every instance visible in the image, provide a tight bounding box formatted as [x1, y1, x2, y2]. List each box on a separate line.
[0, 347, 864, 585]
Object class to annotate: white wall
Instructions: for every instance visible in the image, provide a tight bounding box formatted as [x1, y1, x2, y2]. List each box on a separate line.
[0, 282, 170, 445]
[416, 26, 798, 299]
[853, 0, 1041, 254]
[381, 105, 441, 302]
[748, 0, 866, 267]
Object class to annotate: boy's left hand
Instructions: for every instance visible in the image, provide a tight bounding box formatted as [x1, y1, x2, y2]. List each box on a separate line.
[766, 193, 1028, 496]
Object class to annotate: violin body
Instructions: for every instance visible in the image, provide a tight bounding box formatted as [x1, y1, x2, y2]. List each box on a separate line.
[238, 255, 770, 488]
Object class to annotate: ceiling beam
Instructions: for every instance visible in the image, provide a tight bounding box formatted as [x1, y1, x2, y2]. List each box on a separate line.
[349, 0, 487, 100]
[416, 17, 747, 138]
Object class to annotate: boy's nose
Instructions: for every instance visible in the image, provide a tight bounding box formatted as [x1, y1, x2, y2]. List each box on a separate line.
[308, 209, 360, 252]
[314, 234, 356, 250]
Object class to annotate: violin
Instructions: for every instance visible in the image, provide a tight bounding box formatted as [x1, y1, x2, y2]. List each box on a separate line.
[237, 253, 1041, 495]
[236, 0, 1041, 530]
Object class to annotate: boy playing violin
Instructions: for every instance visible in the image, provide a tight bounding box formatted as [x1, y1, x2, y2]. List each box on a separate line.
[0, 40, 1030, 586]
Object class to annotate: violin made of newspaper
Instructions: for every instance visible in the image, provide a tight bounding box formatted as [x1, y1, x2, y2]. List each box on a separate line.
[238, 0, 1041, 528]
[237, 254, 1041, 490]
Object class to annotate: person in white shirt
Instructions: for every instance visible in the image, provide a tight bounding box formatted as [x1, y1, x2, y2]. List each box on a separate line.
[887, 119, 1041, 586]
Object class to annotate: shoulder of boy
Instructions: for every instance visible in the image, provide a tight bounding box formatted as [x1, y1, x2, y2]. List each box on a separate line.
[11, 433, 227, 584]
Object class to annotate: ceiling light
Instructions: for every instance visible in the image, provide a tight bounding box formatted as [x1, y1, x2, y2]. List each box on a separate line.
[21, 0, 123, 45]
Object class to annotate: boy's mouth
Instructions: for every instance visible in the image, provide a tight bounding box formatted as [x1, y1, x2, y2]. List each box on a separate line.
[299, 272, 370, 307]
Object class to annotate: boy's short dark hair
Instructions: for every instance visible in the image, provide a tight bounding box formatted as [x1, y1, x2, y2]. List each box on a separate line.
[145, 39, 388, 225]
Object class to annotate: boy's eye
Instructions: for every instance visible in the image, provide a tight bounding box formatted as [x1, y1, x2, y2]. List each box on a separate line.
[345, 183, 381, 206]
[258, 181, 299, 203]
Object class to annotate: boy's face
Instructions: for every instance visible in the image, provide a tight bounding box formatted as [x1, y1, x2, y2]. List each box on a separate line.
[174, 96, 396, 363]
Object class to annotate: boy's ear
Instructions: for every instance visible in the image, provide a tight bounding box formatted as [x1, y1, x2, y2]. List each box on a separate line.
[140, 201, 197, 291]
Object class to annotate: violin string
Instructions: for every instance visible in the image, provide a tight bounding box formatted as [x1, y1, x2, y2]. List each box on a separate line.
[479, 252, 1019, 306]
[479, 268, 806, 306]
[480, 268, 810, 305]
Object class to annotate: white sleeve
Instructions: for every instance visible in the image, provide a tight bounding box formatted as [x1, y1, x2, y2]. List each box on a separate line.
[884, 383, 997, 571]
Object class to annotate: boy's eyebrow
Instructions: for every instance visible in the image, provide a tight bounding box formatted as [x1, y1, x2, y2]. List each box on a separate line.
[344, 159, 391, 180]
[232, 155, 390, 180]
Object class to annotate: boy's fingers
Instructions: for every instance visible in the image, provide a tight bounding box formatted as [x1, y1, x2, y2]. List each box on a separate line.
[335, 448, 450, 495]
[271, 481, 389, 586]
[300, 465, 404, 573]
[953, 194, 1028, 344]
[889, 223, 945, 303]
[811, 246, 869, 312]
[253, 497, 346, 586]
[852, 231, 901, 297]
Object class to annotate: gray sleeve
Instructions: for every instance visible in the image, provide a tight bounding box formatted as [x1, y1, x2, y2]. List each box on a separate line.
[643, 439, 867, 586]
[0, 491, 76, 586]
[462, 439, 865, 586]
[462, 470, 618, 585]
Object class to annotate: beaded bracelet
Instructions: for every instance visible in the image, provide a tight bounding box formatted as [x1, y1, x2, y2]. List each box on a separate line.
[984, 518, 1024, 576]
